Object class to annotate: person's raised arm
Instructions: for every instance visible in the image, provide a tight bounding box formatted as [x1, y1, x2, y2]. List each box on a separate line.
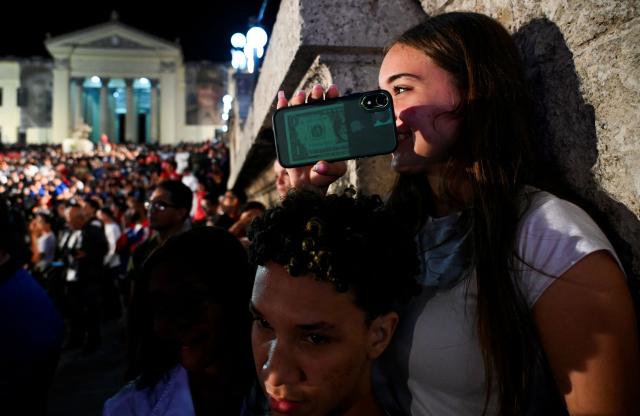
[275, 84, 347, 193]
[533, 250, 640, 415]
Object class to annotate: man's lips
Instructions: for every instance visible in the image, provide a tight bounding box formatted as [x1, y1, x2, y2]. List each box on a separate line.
[268, 396, 303, 413]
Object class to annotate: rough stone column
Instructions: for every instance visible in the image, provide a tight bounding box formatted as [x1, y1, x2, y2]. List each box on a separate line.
[230, 0, 425, 200]
[51, 59, 71, 142]
[150, 78, 159, 143]
[125, 78, 136, 143]
[99, 77, 110, 139]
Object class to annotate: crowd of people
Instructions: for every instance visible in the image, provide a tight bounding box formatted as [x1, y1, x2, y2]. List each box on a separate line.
[0, 139, 270, 411]
[1, 10, 639, 416]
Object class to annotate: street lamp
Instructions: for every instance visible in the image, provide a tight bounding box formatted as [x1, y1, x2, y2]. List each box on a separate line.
[226, 0, 271, 127]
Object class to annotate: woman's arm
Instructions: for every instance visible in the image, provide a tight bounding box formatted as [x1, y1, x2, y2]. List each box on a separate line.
[533, 250, 639, 415]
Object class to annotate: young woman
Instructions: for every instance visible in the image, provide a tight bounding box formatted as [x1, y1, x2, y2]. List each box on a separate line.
[278, 12, 639, 416]
[104, 227, 255, 415]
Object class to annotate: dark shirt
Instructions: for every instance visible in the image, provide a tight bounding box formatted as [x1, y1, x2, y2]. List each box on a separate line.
[0, 261, 63, 413]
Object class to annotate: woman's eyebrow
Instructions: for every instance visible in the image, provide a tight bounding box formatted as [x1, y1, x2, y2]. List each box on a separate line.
[384, 73, 422, 84]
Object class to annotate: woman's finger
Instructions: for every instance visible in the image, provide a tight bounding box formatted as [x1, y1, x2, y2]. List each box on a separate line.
[307, 84, 324, 102]
[276, 91, 288, 110]
[289, 91, 306, 106]
[326, 84, 340, 99]
[310, 160, 347, 188]
[287, 166, 311, 189]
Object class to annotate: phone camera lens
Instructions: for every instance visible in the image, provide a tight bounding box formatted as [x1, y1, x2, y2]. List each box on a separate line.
[375, 94, 389, 107]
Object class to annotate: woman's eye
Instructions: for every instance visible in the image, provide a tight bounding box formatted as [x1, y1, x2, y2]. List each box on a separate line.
[393, 85, 409, 95]
[305, 334, 329, 345]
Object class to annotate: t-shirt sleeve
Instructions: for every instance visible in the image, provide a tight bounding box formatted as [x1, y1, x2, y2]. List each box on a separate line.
[515, 193, 622, 308]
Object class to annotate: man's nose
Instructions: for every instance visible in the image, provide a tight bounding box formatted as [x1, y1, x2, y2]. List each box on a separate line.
[262, 338, 302, 388]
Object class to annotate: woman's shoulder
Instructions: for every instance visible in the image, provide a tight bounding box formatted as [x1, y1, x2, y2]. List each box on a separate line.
[517, 187, 611, 250]
[514, 187, 621, 307]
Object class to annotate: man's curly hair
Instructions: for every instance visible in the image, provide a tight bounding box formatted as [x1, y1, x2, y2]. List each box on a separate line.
[248, 189, 420, 320]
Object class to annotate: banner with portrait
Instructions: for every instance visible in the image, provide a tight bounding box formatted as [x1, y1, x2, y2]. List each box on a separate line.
[19, 61, 53, 128]
[185, 63, 227, 126]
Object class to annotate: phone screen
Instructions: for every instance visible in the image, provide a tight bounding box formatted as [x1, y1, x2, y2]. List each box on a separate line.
[283, 101, 350, 165]
[273, 90, 397, 167]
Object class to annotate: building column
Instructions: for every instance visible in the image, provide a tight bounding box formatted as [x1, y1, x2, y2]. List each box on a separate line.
[150, 78, 159, 143]
[99, 77, 111, 139]
[52, 59, 71, 142]
[73, 77, 84, 128]
[160, 61, 178, 144]
[125, 78, 136, 143]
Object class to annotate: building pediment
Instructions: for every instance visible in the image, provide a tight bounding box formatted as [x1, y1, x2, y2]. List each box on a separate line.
[45, 20, 181, 58]
[73, 34, 149, 50]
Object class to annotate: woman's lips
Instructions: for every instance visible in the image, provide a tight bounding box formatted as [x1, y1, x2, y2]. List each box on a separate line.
[269, 396, 302, 414]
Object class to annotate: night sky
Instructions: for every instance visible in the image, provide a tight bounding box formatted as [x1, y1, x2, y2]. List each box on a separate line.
[0, 0, 281, 62]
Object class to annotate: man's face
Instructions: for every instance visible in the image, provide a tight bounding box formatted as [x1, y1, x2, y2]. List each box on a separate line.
[81, 201, 96, 219]
[251, 262, 380, 416]
[273, 160, 291, 198]
[149, 265, 229, 374]
[196, 83, 219, 109]
[147, 188, 185, 232]
[65, 206, 84, 230]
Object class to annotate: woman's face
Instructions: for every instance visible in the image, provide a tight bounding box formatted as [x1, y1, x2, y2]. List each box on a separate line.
[378, 43, 462, 173]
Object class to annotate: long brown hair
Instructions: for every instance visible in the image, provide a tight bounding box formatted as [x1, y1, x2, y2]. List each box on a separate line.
[388, 12, 563, 414]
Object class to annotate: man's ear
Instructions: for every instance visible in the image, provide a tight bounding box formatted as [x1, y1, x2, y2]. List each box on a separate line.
[367, 311, 399, 360]
[178, 208, 189, 222]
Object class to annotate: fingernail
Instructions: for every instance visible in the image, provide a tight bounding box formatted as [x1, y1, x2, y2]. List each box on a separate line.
[313, 162, 327, 174]
[313, 84, 323, 92]
[277, 90, 285, 100]
[296, 90, 306, 97]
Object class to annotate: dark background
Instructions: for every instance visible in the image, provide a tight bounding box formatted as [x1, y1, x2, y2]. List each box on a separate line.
[0, 0, 281, 62]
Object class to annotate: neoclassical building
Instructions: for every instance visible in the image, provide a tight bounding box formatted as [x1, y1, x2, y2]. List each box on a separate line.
[0, 14, 227, 145]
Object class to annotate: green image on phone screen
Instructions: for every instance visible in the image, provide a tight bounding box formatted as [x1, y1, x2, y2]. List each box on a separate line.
[284, 102, 350, 165]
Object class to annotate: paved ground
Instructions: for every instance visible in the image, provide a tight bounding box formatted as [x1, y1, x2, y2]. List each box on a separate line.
[47, 319, 127, 416]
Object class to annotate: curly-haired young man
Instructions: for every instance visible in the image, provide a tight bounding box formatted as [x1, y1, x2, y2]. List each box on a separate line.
[248, 189, 420, 416]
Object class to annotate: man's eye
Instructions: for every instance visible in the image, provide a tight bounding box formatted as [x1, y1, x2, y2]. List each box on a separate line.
[305, 334, 329, 345]
[253, 316, 272, 330]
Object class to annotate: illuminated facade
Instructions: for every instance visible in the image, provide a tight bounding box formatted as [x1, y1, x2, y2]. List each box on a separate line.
[0, 15, 227, 144]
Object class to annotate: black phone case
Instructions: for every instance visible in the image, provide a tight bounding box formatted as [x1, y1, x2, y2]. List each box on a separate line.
[272, 90, 397, 168]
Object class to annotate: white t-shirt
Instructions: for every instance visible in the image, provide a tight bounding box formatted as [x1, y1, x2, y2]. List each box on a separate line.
[103, 222, 122, 268]
[375, 189, 621, 415]
[36, 232, 56, 272]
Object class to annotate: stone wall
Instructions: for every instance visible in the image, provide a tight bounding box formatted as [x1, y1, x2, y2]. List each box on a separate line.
[230, 0, 639, 278]
[228, 0, 425, 198]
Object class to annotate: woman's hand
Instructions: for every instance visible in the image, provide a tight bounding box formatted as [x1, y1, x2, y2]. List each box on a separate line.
[276, 84, 347, 193]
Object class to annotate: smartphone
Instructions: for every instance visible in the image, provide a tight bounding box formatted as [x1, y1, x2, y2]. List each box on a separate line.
[272, 89, 397, 167]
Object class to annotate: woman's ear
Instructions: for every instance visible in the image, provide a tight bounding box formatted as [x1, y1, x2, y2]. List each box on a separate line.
[366, 311, 399, 360]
